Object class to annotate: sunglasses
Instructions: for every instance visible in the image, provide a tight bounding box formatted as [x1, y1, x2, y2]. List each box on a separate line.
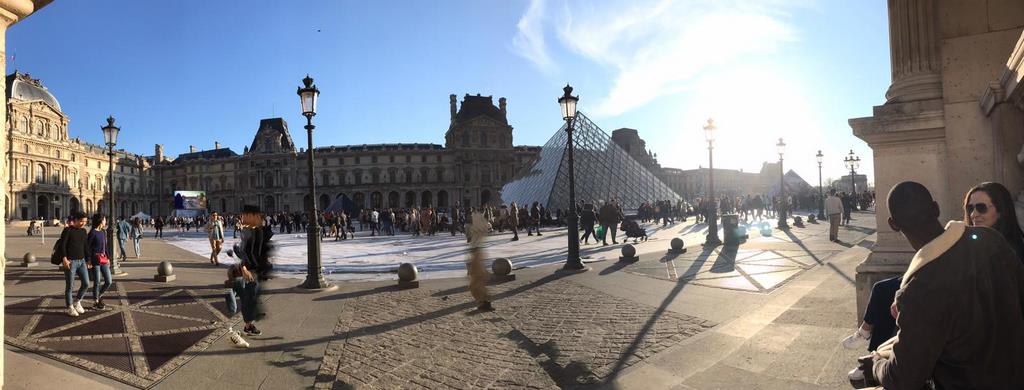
[966, 203, 993, 214]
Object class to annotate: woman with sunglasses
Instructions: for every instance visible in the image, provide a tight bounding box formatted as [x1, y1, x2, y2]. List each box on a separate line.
[844, 181, 1024, 354]
[963, 182, 1024, 263]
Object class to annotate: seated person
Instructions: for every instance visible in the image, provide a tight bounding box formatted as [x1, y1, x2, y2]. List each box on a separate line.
[859, 181, 1024, 389]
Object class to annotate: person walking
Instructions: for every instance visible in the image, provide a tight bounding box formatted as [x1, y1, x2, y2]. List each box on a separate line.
[509, 202, 520, 241]
[826, 189, 844, 242]
[130, 218, 143, 258]
[88, 214, 112, 310]
[206, 212, 225, 265]
[579, 203, 597, 245]
[598, 201, 622, 246]
[528, 202, 542, 236]
[59, 211, 91, 317]
[154, 216, 164, 238]
[228, 204, 271, 337]
[115, 216, 131, 262]
[466, 211, 494, 311]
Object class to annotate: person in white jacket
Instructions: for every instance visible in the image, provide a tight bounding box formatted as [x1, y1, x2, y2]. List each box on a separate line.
[825, 189, 845, 242]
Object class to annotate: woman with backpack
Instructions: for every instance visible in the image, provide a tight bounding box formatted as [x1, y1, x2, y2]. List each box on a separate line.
[88, 214, 112, 310]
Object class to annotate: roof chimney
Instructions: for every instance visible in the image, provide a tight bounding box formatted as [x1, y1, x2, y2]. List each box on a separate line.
[155, 144, 163, 162]
[215, 141, 221, 150]
[499, 97, 507, 115]
[189, 145, 196, 153]
[449, 94, 457, 122]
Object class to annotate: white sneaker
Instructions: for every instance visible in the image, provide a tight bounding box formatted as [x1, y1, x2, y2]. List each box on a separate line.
[848, 367, 865, 381]
[229, 329, 249, 348]
[842, 328, 871, 350]
[74, 301, 86, 315]
[67, 306, 80, 317]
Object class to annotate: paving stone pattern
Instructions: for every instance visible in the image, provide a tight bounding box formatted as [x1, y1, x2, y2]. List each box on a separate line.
[624, 247, 840, 293]
[4, 276, 238, 388]
[315, 279, 714, 389]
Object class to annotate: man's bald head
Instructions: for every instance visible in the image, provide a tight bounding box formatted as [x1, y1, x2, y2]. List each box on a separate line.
[888, 181, 940, 230]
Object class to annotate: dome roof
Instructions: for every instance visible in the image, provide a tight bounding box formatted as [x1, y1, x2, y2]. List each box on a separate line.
[6, 72, 60, 111]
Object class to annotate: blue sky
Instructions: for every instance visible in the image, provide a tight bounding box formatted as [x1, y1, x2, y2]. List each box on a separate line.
[9, 0, 888, 186]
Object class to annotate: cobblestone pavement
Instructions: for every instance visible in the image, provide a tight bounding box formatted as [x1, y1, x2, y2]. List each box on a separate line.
[315, 276, 715, 389]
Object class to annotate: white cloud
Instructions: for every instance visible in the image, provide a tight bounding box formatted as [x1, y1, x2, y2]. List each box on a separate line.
[513, 0, 806, 116]
[512, 0, 556, 72]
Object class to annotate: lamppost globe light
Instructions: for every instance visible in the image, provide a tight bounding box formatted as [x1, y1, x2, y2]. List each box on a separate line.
[298, 74, 331, 291]
[816, 150, 825, 220]
[703, 118, 716, 143]
[101, 116, 123, 276]
[703, 118, 722, 246]
[558, 84, 578, 120]
[297, 74, 319, 117]
[777, 137, 788, 229]
[101, 116, 119, 147]
[560, 84, 584, 270]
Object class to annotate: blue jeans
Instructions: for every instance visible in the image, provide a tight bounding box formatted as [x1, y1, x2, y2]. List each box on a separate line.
[132, 238, 141, 257]
[92, 263, 112, 299]
[117, 238, 127, 258]
[64, 259, 90, 307]
[227, 277, 260, 323]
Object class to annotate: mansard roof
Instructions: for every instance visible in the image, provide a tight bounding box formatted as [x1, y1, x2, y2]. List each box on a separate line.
[454, 94, 507, 126]
[248, 118, 297, 154]
[174, 148, 239, 162]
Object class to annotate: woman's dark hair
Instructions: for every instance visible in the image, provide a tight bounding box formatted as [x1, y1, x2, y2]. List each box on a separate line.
[964, 182, 1024, 250]
[90, 214, 105, 229]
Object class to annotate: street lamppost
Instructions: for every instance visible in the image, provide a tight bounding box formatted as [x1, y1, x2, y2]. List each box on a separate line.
[558, 84, 585, 271]
[816, 150, 825, 220]
[776, 138, 788, 229]
[703, 118, 722, 246]
[101, 116, 125, 276]
[297, 75, 331, 290]
[843, 149, 860, 200]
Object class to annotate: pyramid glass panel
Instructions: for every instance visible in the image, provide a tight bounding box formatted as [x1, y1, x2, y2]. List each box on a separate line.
[501, 112, 680, 213]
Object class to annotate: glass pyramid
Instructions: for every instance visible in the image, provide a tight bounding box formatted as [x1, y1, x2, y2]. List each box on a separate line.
[501, 112, 680, 212]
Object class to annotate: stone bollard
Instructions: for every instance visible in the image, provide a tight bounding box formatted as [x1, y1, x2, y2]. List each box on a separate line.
[807, 214, 817, 223]
[619, 244, 639, 263]
[21, 252, 38, 268]
[793, 216, 804, 228]
[667, 238, 687, 254]
[491, 258, 516, 282]
[154, 261, 176, 282]
[397, 262, 419, 289]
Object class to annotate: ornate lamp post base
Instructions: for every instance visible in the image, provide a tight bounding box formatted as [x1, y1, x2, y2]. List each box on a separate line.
[704, 211, 722, 246]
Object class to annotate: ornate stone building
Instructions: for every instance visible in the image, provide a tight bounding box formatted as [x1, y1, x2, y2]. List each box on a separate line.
[5, 79, 541, 219]
[5, 72, 156, 221]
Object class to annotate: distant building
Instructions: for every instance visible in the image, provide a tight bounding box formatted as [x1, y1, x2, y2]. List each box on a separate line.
[5, 71, 541, 219]
[830, 174, 869, 194]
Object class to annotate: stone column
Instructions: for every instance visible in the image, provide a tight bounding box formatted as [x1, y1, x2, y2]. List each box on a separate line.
[982, 31, 1024, 230]
[0, 2, 53, 384]
[848, 0, 946, 317]
[884, 0, 942, 103]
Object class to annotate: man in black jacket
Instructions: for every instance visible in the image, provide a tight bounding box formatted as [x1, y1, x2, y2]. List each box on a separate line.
[60, 211, 91, 317]
[867, 181, 1024, 389]
[598, 200, 622, 246]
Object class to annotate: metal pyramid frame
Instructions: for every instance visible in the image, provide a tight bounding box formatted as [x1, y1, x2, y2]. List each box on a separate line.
[500, 112, 680, 212]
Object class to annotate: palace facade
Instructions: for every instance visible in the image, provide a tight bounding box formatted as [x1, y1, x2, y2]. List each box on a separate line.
[5, 72, 540, 220]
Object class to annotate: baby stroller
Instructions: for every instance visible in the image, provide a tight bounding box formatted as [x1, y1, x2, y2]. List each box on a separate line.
[620, 219, 648, 243]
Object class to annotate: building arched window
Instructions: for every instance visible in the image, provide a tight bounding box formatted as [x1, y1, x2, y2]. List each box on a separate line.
[480, 130, 487, 146]
[18, 117, 27, 132]
[35, 164, 46, 183]
[22, 144, 28, 153]
[461, 131, 469, 146]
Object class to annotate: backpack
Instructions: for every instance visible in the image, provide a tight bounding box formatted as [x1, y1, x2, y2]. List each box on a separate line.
[50, 228, 67, 265]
